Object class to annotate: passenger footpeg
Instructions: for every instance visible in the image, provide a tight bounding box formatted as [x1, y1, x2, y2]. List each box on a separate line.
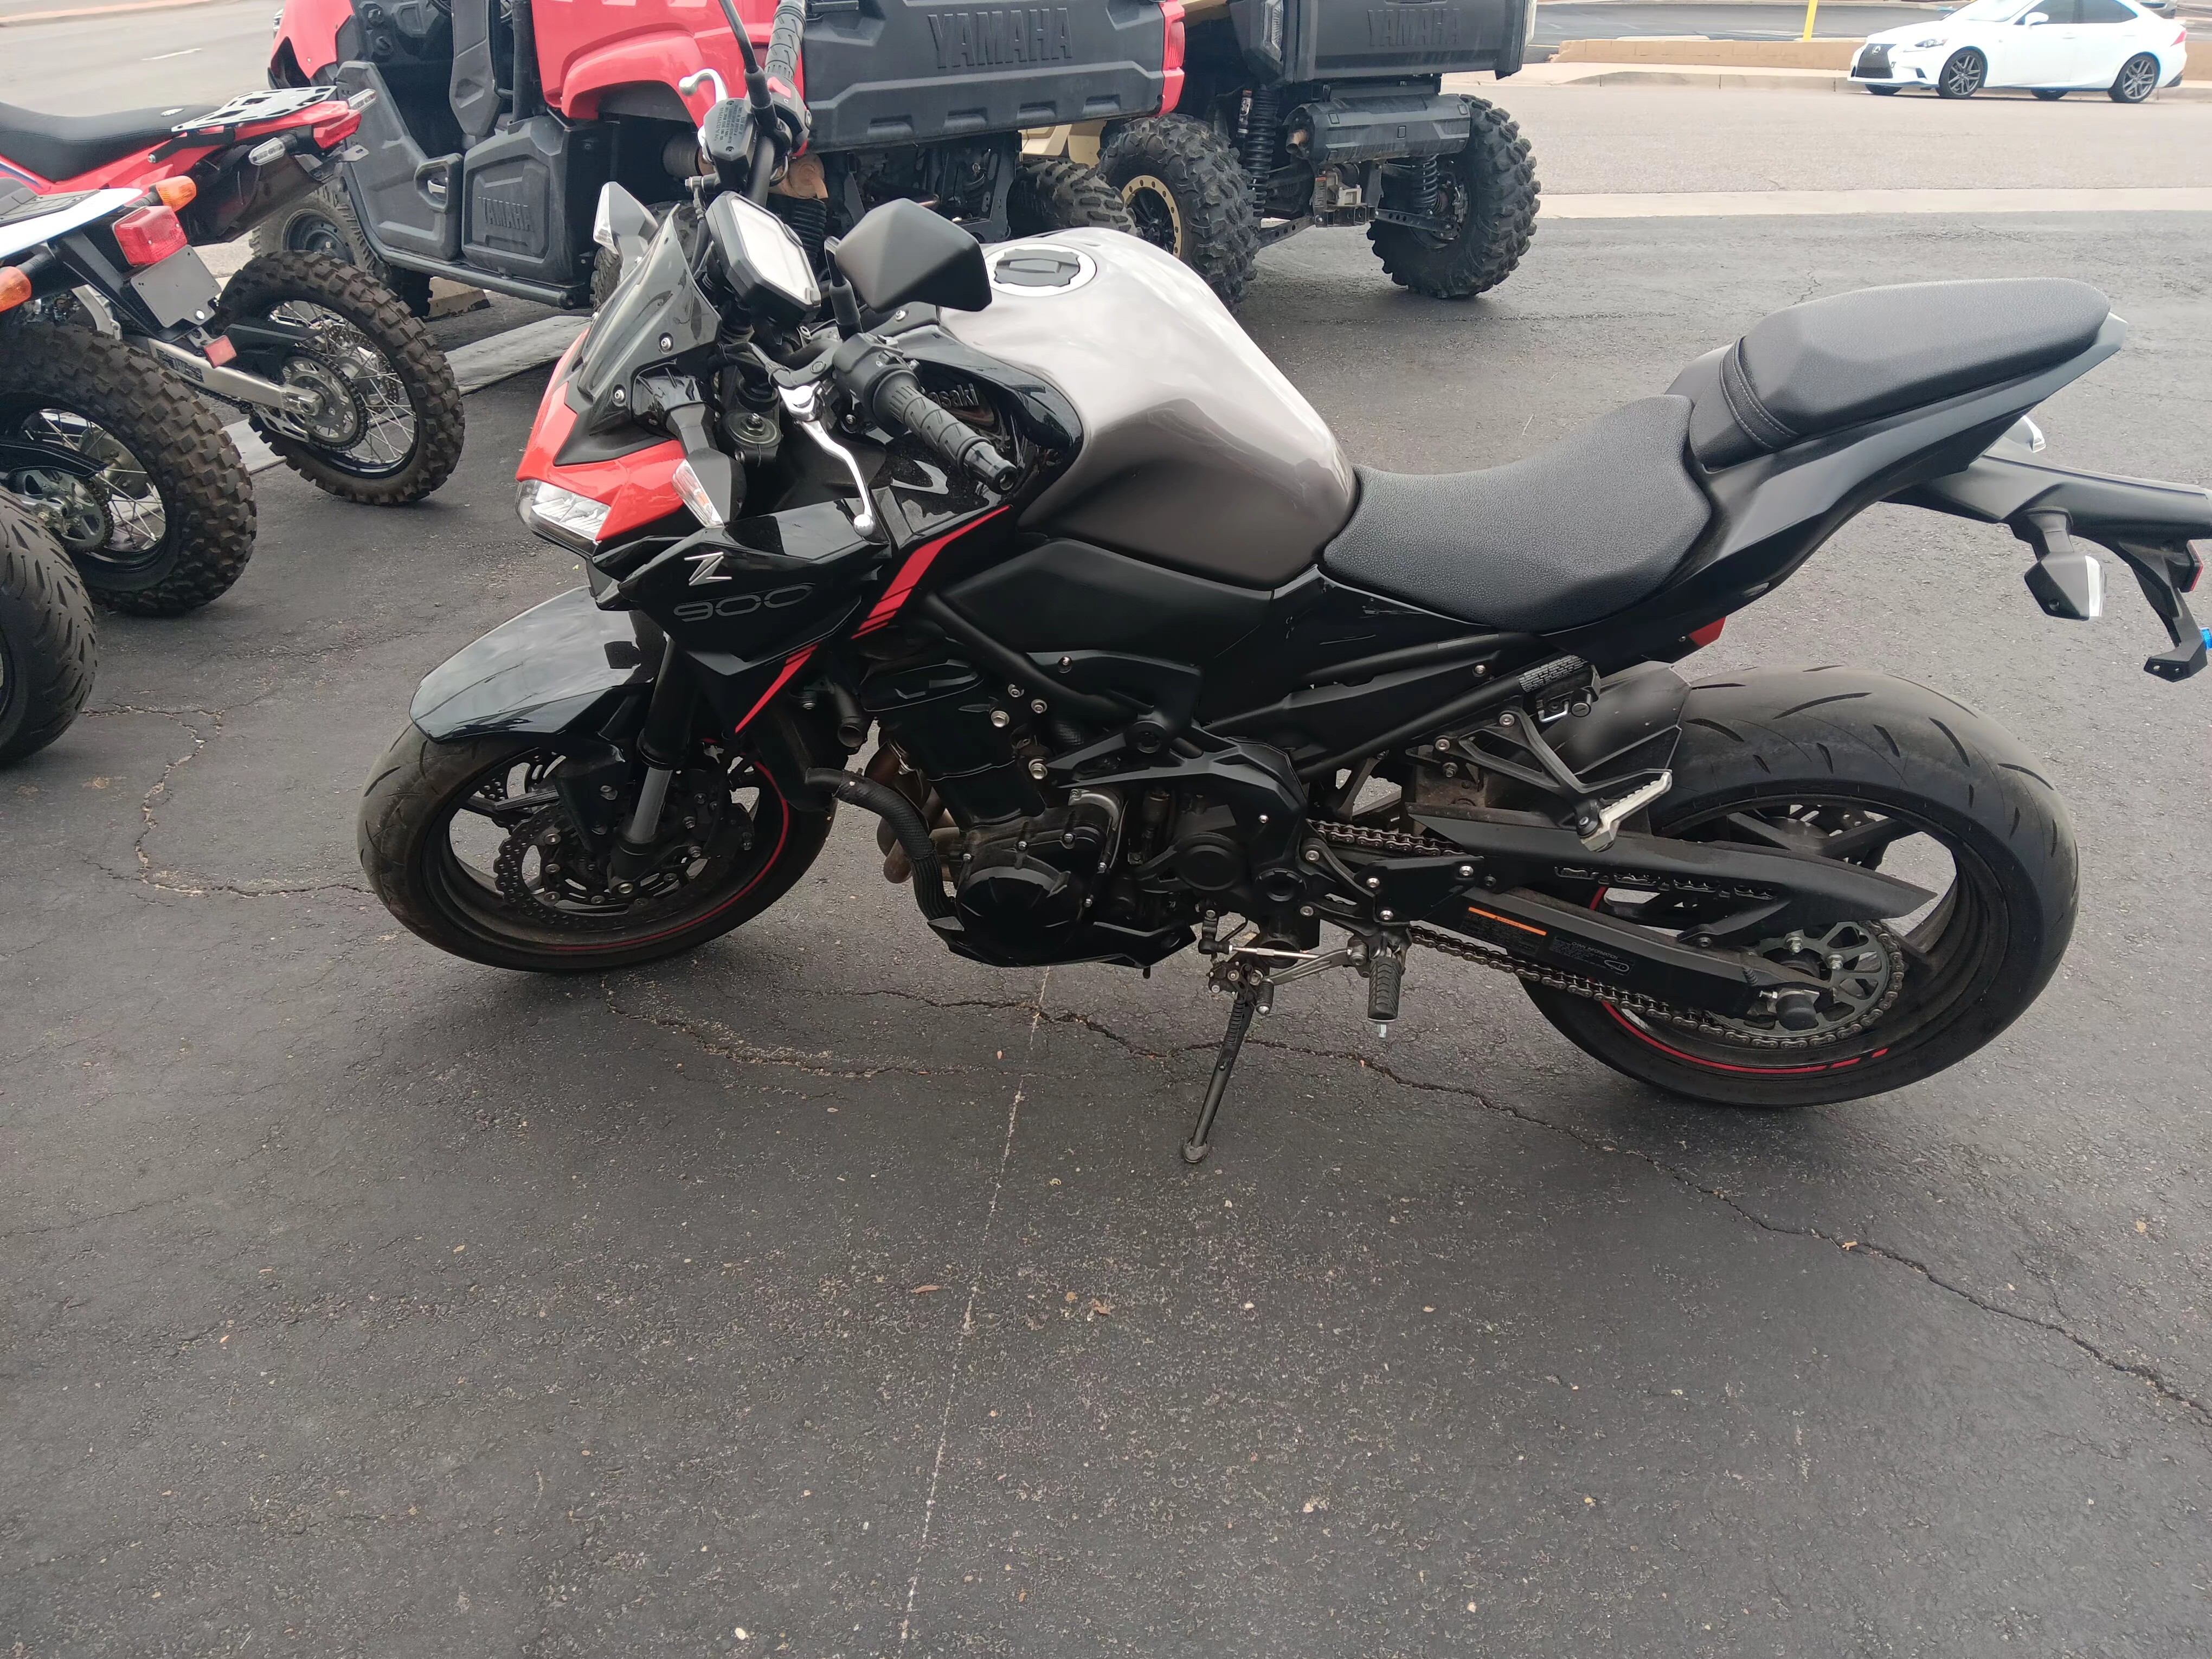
[1577, 770, 1672, 852]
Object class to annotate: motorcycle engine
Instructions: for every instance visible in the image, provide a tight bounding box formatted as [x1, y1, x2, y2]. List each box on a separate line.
[953, 790, 1123, 958]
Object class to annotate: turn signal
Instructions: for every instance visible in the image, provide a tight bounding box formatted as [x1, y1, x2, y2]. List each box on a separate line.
[0, 266, 30, 314]
[153, 176, 197, 210]
[112, 204, 188, 267]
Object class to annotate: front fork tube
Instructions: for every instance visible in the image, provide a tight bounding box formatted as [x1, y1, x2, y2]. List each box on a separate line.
[605, 637, 698, 889]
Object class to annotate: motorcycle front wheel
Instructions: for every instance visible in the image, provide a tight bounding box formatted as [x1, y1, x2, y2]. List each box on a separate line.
[358, 724, 832, 972]
[0, 326, 255, 615]
[217, 253, 464, 506]
[1525, 668, 2078, 1107]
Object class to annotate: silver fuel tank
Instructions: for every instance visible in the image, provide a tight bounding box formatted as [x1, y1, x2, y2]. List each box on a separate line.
[940, 229, 1356, 587]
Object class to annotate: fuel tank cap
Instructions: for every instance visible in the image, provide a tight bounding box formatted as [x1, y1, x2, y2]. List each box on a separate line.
[986, 243, 1096, 297]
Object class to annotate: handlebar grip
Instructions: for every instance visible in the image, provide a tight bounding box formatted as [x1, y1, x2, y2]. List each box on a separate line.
[873, 368, 1021, 492]
[764, 0, 807, 89]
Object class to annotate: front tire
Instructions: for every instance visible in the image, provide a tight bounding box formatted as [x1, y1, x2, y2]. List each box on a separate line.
[249, 187, 434, 317]
[358, 725, 833, 973]
[1938, 48, 1986, 98]
[2110, 52, 2160, 102]
[1097, 115, 1260, 307]
[1368, 97, 1540, 301]
[1522, 669, 2077, 1108]
[1866, 84, 1902, 94]
[0, 487, 97, 766]
[217, 252, 464, 506]
[0, 325, 254, 615]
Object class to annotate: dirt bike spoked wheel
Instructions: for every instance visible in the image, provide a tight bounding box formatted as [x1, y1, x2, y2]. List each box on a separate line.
[0, 487, 97, 766]
[358, 726, 833, 973]
[1521, 669, 2077, 1107]
[217, 253, 464, 506]
[0, 326, 254, 616]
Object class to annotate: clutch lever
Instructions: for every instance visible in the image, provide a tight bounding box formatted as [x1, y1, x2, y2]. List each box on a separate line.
[778, 380, 880, 541]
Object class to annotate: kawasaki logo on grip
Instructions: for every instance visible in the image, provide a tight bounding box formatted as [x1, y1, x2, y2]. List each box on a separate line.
[927, 6, 1075, 69]
[1368, 4, 1464, 49]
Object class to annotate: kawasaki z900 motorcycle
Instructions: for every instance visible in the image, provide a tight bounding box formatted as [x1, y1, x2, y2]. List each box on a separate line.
[358, 21, 2209, 1154]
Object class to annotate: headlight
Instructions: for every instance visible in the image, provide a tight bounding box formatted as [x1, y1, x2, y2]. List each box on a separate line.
[516, 479, 610, 554]
[1911, 35, 1945, 46]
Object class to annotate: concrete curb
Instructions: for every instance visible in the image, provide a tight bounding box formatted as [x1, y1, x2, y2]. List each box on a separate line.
[1467, 62, 2212, 96]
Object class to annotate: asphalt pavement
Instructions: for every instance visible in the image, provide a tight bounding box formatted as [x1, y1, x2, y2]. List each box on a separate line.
[1534, 1, 1938, 42]
[6, 189, 2212, 1655]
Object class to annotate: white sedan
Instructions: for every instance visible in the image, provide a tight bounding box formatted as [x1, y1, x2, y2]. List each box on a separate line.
[1850, 0, 2188, 101]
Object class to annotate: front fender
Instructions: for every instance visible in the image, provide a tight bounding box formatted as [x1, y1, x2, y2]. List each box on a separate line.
[411, 586, 657, 741]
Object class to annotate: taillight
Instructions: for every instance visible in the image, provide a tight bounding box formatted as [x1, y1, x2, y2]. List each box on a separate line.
[310, 107, 362, 149]
[0, 266, 30, 314]
[112, 204, 187, 268]
[154, 176, 197, 210]
[1159, 0, 1186, 114]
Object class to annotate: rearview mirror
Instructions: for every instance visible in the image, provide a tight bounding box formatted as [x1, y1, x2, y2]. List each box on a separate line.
[2023, 10, 2050, 21]
[831, 200, 991, 315]
[592, 183, 655, 270]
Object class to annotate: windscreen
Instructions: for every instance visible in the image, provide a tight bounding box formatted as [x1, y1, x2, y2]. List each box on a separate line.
[572, 209, 719, 414]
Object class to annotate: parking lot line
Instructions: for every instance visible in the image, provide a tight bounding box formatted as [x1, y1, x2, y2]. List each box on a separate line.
[1545, 185, 2212, 215]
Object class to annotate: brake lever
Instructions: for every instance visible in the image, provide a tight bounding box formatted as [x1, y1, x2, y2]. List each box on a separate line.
[778, 381, 880, 541]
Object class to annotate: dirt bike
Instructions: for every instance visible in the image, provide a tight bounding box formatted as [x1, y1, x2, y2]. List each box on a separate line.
[357, 10, 2209, 1157]
[0, 88, 462, 612]
[0, 483, 95, 767]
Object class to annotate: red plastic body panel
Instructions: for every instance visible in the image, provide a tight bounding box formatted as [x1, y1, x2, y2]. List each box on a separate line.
[517, 339, 689, 543]
[270, 0, 356, 80]
[532, 0, 790, 120]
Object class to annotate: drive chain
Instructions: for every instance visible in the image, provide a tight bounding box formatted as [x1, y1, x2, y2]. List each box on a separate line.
[1309, 818, 1904, 1051]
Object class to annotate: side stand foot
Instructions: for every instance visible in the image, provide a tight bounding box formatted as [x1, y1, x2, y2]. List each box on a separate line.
[1182, 981, 1261, 1164]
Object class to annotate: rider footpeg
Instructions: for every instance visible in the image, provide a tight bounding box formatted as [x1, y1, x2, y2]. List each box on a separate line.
[1366, 946, 1403, 1037]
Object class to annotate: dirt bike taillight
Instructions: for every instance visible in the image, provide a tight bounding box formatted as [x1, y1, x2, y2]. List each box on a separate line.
[0, 267, 30, 314]
[112, 205, 187, 268]
[310, 108, 362, 149]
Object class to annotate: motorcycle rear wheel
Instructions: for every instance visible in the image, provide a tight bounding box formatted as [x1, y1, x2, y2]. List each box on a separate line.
[1523, 668, 2077, 1107]
[358, 725, 832, 973]
[217, 253, 464, 506]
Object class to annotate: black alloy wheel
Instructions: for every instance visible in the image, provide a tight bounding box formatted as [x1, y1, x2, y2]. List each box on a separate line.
[1938, 48, 1987, 98]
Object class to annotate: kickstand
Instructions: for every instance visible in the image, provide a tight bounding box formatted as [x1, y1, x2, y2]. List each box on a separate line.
[1182, 977, 1262, 1165]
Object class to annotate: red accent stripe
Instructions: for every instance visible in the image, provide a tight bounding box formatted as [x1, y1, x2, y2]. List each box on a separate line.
[853, 506, 1008, 636]
[1603, 1003, 1844, 1076]
[732, 645, 815, 736]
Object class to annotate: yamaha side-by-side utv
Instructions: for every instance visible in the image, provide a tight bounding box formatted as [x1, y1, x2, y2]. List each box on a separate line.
[264, 0, 1179, 312]
[1041, 0, 1541, 306]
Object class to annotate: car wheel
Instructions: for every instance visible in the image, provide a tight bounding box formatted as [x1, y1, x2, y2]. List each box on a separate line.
[2031, 87, 2067, 100]
[1866, 84, 1901, 95]
[1938, 48, 1986, 98]
[2110, 52, 2160, 102]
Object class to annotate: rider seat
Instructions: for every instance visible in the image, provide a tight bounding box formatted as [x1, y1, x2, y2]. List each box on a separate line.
[1322, 396, 1713, 633]
[1670, 278, 2111, 469]
[0, 101, 213, 185]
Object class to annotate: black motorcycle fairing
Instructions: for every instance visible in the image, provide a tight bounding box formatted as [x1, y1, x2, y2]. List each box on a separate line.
[412, 585, 659, 742]
[944, 538, 1272, 662]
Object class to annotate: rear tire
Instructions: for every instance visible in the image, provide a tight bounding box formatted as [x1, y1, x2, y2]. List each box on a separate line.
[1097, 115, 1260, 307]
[217, 252, 464, 506]
[2110, 52, 2160, 102]
[1521, 669, 2077, 1108]
[1007, 156, 1137, 237]
[0, 326, 254, 616]
[1368, 97, 1540, 301]
[0, 487, 97, 766]
[358, 724, 833, 973]
[249, 187, 435, 317]
[1937, 48, 1986, 98]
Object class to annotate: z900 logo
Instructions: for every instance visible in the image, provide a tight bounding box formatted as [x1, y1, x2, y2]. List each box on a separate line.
[671, 584, 813, 623]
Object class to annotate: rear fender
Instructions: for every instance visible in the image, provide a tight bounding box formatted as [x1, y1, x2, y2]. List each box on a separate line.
[1900, 441, 2210, 680]
[410, 586, 658, 742]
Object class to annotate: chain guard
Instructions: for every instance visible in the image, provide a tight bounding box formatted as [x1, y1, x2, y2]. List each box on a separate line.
[1314, 818, 1907, 1051]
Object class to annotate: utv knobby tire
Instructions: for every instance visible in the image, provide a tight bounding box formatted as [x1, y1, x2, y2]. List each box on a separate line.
[1523, 668, 2078, 1108]
[217, 252, 465, 506]
[250, 186, 435, 317]
[358, 725, 834, 974]
[0, 488, 97, 766]
[1098, 115, 1259, 307]
[0, 327, 254, 616]
[1368, 98, 1539, 301]
[1007, 156, 1136, 237]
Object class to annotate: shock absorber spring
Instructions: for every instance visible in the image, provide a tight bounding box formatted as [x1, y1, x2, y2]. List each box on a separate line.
[1240, 86, 1281, 218]
[1415, 154, 1442, 218]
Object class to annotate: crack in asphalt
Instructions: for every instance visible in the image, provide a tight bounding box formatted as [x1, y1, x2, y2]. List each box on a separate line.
[602, 986, 972, 1081]
[80, 702, 370, 899]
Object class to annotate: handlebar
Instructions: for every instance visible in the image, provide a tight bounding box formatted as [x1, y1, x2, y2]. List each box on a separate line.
[764, 0, 806, 90]
[828, 336, 1019, 491]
